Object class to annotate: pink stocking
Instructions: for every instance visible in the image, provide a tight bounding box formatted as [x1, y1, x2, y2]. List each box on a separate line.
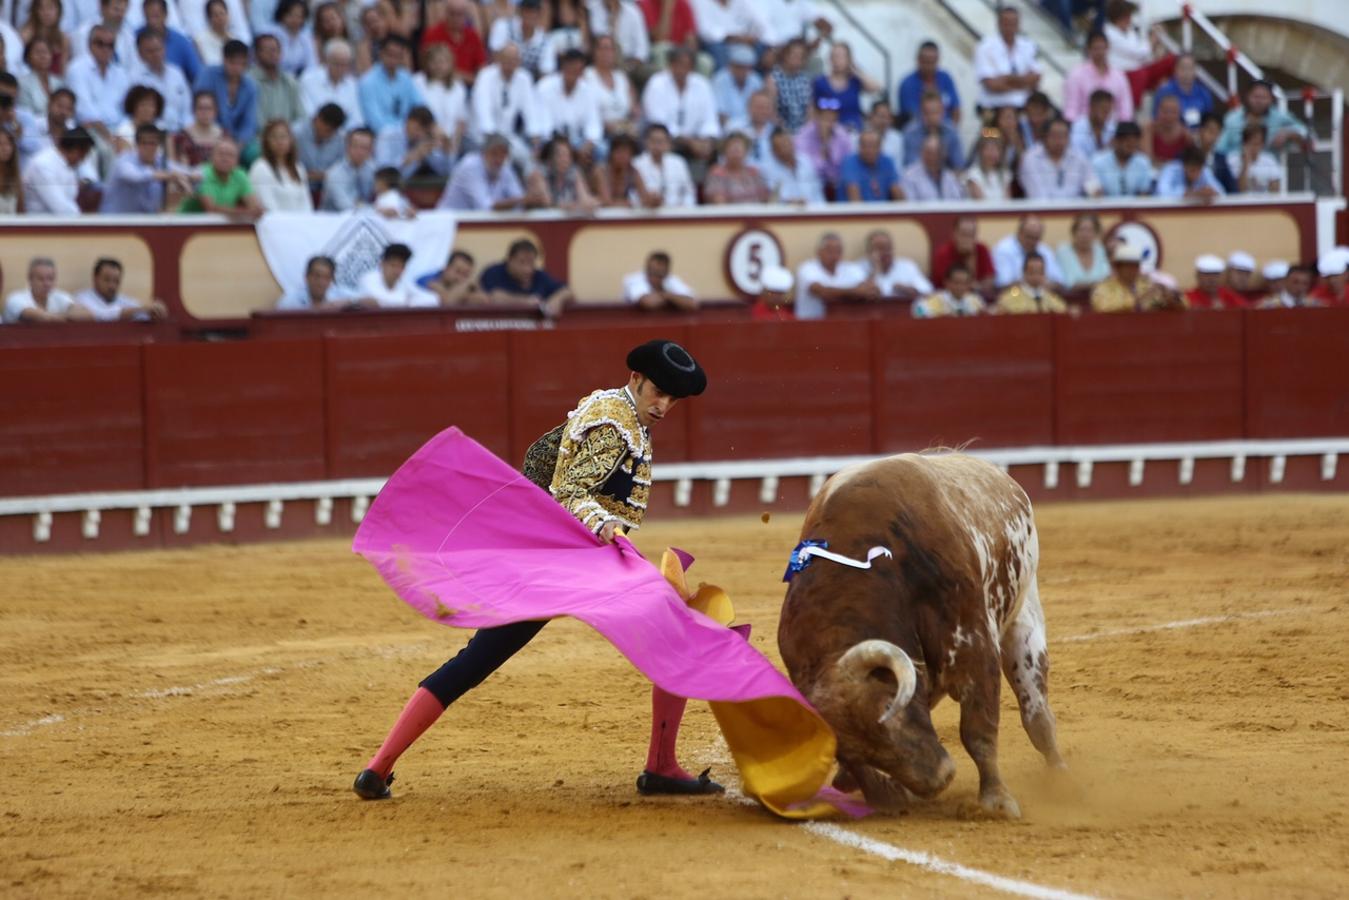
[366, 687, 446, 778]
[643, 685, 692, 780]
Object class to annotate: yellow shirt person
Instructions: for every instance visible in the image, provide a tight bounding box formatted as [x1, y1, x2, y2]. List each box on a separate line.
[913, 266, 987, 318]
[1091, 244, 1186, 313]
[995, 253, 1068, 314]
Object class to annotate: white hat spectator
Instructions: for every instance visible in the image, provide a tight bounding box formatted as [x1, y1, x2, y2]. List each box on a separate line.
[1317, 248, 1349, 277]
[761, 265, 794, 293]
[1112, 243, 1144, 263]
[1195, 254, 1225, 275]
[1262, 260, 1290, 281]
[1227, 251, 1256, 272]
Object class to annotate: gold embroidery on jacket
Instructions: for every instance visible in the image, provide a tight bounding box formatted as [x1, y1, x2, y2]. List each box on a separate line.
[549, 388, 653, 533]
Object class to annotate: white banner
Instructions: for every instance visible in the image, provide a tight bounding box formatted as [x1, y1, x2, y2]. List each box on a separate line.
[255, 210, 458, 298]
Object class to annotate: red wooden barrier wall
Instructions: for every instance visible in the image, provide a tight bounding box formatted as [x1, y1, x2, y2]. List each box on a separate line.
[1, 310, 1346, 507]
[1244, 308, 1349, 438]
[324, 331, 513, 475]
[688, 321, 875, 459]
[1054, 312, 1247, 444]
[143, 341, 327, 487]
[0, 344, 145, 496]
[872, 316, 1056, 451]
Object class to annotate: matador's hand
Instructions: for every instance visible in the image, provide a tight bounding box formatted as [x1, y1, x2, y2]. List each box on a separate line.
[599, 521, 620, 544]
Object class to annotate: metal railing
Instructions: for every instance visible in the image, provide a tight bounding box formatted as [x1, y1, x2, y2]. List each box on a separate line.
[1173, 2, 1343, 197]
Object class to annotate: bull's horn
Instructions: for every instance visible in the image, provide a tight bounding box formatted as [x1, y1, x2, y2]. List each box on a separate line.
[835, 640, 918, 724]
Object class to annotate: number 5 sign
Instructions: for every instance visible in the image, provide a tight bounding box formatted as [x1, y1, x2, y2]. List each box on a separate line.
[724, 227, 786, 298]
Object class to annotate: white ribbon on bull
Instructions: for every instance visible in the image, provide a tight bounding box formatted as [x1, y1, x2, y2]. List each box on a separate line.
[783, 539, 893, 580]
[798, 544, 893, 570]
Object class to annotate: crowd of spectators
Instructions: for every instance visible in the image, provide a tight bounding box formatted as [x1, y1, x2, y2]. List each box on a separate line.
[0, 0, 1339, 326]
[771, 214, 1345, 320]
[0, 0, 1316, 215]
[1, 254, 168, 321]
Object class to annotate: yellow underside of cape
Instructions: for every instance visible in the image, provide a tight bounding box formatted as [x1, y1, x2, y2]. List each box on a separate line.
[658, 550, 841, 819]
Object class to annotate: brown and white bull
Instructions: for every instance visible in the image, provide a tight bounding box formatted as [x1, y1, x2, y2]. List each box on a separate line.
[778, 453, 1065, 818]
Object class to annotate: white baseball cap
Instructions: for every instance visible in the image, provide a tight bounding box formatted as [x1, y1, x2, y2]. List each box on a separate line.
[1113, 243, 1144, 263]
[1262, 260, 1290, 280]
[1317, 248, 1349, 277]
[760, 265, 794, 293]
[1195, 254, 1225, 274]
[1227, 251, 1256, 272]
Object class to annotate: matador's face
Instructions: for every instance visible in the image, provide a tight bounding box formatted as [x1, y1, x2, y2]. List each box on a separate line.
[629, 375, 677, 429]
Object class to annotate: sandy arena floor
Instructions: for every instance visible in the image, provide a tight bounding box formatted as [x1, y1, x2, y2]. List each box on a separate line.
[2, 494, 1348, 899]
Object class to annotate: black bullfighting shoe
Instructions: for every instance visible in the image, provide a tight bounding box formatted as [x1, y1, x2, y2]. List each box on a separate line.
[636, 768, 725, 796]
[352, 768, 395, 800]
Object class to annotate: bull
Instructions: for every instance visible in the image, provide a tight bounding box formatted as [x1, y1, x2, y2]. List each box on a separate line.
[778, 453, 1065, 818]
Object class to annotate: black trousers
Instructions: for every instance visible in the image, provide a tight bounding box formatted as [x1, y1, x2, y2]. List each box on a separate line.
[419, 620, 549, 707]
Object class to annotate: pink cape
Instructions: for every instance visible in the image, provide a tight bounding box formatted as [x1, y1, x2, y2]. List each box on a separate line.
[353, 427, 860, 818]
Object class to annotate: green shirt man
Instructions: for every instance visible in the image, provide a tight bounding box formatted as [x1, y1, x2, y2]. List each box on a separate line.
[179, 140, 263, 217]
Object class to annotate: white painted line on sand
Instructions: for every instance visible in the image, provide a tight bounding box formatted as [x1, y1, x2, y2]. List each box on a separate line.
[1, 639, 431, 739]
[135, 667, 283, 699]
[0, 713, 66, 737]
[1058, 608, 1309, 643]
[803, 822, 1103, 900]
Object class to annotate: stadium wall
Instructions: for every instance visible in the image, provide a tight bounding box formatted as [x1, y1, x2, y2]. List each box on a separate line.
[0, 197, 1321, 324]
[1, 309, 1346, 553]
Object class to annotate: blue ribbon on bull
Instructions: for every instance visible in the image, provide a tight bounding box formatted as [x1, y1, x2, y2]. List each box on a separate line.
[783, 540, 830, 582]
[783, 540, 896, 582]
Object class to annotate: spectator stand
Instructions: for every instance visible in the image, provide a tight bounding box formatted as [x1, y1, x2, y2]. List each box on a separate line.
[1160, 3, 1343, 197]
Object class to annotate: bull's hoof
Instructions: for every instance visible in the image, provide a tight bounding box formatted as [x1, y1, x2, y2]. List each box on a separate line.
[977, 787, 1022, 820]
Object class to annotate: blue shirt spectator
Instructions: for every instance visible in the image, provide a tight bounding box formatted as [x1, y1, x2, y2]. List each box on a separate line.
[711, 45, 762, 125]
[100, 146, 180, 213]
[479, 259, 566, 300]
[1091, 124, 1154, 197]
[896, 41, 960, 126]
[813, 74, 864, 132]
[1092, 149, 1154, 196]
[1069, 115, 1116, 162]
[320, 128, 377, 210]
[194, 49, 259, 146]
[375, 107, 452, 179]
[1156, 153, 1226, 200]
[900, 111, 964, 171]
[1154, 79, 1212, 129]
[435, 143, 525, 211]
[478, 239, 573, 317]
[838, 132, 901, 202]
[1152, 54, 1213, 128]
[293, 106, 347, 187]
[358, 37, 425, 133]
[1216, 102, 1308, 156]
